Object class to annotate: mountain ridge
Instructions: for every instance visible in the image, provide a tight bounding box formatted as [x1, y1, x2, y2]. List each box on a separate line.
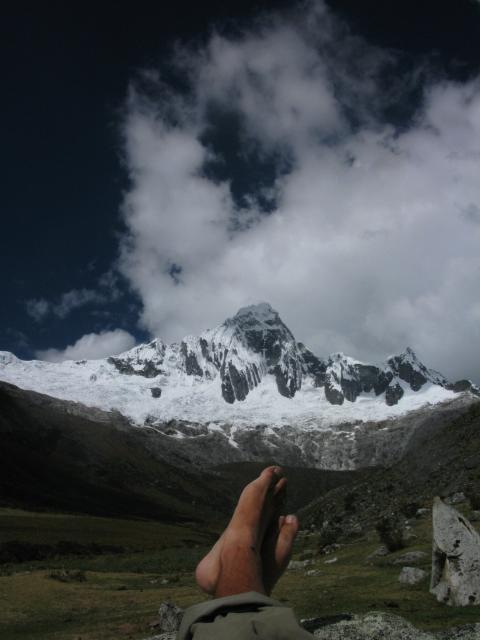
[0, 303, 478, 431]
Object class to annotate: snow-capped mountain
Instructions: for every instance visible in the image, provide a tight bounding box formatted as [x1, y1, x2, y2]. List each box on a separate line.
[0, 303, 477, 433]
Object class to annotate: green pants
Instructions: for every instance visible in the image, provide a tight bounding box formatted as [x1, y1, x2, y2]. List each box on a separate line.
[177, 591, 313, 639]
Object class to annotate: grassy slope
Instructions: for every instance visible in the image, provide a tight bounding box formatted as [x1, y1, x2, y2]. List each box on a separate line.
[0, 382, 233, 525]
[0, 508, 213, 640]
[1, 502, 480, 640]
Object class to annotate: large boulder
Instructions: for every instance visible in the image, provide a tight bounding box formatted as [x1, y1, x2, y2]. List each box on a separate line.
[430, 497, 480, 606]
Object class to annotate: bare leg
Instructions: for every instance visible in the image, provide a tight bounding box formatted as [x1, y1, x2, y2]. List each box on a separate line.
[195, 466, 299, 598]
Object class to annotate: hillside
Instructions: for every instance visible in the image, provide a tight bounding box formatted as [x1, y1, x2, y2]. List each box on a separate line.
[0, 381, 230, 522]
[300, 399, 480, 536]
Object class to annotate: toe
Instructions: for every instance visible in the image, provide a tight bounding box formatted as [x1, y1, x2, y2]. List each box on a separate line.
[273, 477, 287, 499]
[257, 466, 284, 492]
[276, 514, 299, 567]
[229, 466, 284, 534]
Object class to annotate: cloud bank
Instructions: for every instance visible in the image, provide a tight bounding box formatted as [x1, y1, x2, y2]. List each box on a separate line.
[119, 1, 480, 383]
[36, 329, 136, 362]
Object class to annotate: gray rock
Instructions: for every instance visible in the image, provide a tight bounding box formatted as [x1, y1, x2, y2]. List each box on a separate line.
[430, 497, 480, 606]
[324, 557, 338, 564]
[435, 624, 480, 639]
[385, 382, 404, 406]
[288, 559, 313, 570]
[310, 611, 480, 639]
[324, 377, 344, 405]
[469, 511, 480, 522]
[306, 569, 322, 577]
[154, 602, 184, 633]
[321, 544, 340, 556]
[445, 492, 467, 505]
[399, 566, 428, 585]
[180, 341, 204, 377]
[312, 611, 433, 639]
[446, 379, 480, 396]
[150, 387, 162, 398]
[108, 354, 164, 378]
[391, 551, 428, 565]
[366, 545, 390, 562]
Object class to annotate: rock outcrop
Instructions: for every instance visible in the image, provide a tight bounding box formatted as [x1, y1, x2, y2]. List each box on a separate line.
[307, 612, 480, 639]
[430, 497, 480, 606]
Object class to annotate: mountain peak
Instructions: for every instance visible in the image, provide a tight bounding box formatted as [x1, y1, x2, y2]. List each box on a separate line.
[226, 302, 294, 343]
[234, 302, 279, 323]
[402, 346, 419, 360]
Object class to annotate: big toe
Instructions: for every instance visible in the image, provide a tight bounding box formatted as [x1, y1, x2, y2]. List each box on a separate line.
[256, 466, 284, 491]
[230, 466, 284, 534]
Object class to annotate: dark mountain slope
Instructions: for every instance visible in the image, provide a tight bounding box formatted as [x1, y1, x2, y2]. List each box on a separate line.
[300, 398, 480, 534]
[0, 381, 233, 522]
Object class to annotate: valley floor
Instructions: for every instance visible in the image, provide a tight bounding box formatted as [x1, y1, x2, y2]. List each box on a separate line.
[0, 504, 479, 640]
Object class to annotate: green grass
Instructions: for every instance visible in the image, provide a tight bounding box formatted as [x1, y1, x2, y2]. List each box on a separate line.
[0, 508, 213, 551]
[0, 504, 479, 639]
[0, 570, 206, 640]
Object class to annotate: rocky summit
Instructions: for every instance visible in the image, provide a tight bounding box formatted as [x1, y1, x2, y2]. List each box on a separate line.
[104, 303, 475, 408]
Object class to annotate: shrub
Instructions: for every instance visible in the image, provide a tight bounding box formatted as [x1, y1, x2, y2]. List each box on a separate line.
[344, 492, 358, 512]
[465, 485, 480, 510]
[400, 501, 420, 518]
[375, 514, 406, 552]
[317, 525, 341, 550]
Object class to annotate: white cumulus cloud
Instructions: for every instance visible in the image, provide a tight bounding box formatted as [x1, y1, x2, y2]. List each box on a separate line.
[118, 1, 480, 383]
[36, 329, 136, 362]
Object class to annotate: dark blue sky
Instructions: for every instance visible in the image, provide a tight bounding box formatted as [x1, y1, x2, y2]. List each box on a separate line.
[2, 0, 480, 360]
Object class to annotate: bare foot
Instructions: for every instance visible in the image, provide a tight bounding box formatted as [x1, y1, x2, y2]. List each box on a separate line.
[195, 466, 291, 597]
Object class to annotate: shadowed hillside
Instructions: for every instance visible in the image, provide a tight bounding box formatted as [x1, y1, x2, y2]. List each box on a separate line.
[300, 400, 480, 535]
[0, 381, 232, 522]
